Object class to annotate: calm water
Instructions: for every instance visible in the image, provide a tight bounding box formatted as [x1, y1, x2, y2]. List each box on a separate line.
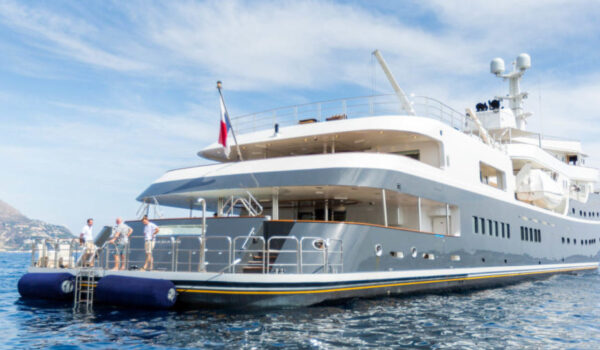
[2, 253, 600, 349]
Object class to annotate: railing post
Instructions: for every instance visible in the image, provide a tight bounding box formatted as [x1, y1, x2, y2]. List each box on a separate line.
[105, 245, 110, 270]
[171, 236, 177, 272]
[296, 241, 300, 274]
[324, 242, 329, 274]
[197, 198, 207, 272]
[30, 240, 37, 267]
[299, 240, 303, 274]
[53, 240, 59, 268]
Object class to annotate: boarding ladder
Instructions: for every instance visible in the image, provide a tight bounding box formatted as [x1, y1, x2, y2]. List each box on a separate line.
[73, 267, 96, 312]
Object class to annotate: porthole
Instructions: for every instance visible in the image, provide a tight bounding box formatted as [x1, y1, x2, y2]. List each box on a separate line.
[504, 259, 508, 264]
[562, 237, 565, 244]
[312, 239, 325, 250]
[390, 251, 404, 259]
[481, 257, 486, 263]
[411, 247, 418, 258]
[374, 244, 383, 257]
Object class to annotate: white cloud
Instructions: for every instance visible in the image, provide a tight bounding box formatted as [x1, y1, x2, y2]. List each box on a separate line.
[0, 0, 149, 72]
[2, 0, 600, 230]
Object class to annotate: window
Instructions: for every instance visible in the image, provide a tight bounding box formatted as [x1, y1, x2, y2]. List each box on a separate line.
[488, 219, 493, 236]
[395, 149, 420, 161]
[495, 221, 499, 237]
[473, 216, 479, 233]
[507, 224, 510, 239]
[520, 226, 524, 240]
[529, 228, 533, 241]
[479, 162, 506, 190]
[481, 218, 485, 234]
[562, 237, 565, 243]
[501, 223, 505, 238]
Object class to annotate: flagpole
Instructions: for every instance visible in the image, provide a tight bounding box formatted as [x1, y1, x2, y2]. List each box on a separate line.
[216, 81, 244, 161]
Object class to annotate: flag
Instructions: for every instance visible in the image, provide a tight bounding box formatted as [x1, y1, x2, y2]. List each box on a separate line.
[218, 94, 231, 158]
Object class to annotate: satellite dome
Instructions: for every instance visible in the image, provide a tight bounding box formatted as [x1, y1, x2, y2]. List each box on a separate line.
[516, 53, 531, 71]
[490, 58, 505, 75]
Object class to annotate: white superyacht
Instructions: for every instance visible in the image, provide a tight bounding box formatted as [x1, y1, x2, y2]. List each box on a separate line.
[20, 52, 600, 309]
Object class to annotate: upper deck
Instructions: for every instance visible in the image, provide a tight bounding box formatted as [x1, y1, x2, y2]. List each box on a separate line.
[229, 93, 469, 135]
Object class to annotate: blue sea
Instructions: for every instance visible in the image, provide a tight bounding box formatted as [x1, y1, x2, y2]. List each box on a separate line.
[1, 252, 600, 349]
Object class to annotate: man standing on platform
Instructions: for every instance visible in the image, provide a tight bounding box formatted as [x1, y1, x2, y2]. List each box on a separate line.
[79, 218, 95, 267]
[142, 215, 159, 271]
[108, 217, 133, 270]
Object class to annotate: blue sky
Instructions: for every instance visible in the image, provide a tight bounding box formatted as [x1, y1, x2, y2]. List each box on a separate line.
[1, 0, 599, 233]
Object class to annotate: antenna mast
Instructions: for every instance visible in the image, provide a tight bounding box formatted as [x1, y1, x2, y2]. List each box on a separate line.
[490, 53, 532, 130]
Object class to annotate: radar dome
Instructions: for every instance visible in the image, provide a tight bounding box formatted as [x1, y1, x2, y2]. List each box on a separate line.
[490, 58, 505, 75]
[516, 53, 531, 71]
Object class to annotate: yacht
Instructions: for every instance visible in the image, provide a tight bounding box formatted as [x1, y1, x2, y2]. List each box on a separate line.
[20, 52, 600, 309]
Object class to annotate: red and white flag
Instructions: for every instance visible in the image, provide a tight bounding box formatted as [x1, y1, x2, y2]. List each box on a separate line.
[218, 94, 231, 158]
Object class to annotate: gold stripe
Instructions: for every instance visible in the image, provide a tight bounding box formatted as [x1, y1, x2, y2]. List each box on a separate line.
[175, 266, 596, 295]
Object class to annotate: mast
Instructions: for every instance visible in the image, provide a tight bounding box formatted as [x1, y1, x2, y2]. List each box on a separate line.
[217, 81, 244, 161]
[372, 50, 416, 116]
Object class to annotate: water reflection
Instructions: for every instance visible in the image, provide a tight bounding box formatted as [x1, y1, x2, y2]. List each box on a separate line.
[3, 254, 600, 349]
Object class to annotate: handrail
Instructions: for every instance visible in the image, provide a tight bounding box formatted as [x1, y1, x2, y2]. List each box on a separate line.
[32, 234, 344, 275]
[229, 94, 470, 135]
[233, 235, 266, 273]
[267, 236, 300, 273]
[31, 238, 80, 268]
[223, 193, 263, 217]
[300, 237, 343, 273]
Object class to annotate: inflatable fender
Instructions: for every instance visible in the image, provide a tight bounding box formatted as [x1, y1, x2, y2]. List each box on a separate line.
[18, 273, 74, 301]
[95, 275, 177, 309]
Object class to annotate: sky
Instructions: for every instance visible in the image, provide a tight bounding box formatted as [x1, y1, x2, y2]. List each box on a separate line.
[1, 0, 600, 234]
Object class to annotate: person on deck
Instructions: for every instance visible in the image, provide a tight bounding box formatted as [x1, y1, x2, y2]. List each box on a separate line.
[141, 216, 159, 271]
[108, 217, 133, 270]
[79, 218, 95, 267]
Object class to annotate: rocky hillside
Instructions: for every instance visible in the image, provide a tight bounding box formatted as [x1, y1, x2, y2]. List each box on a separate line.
[0, 200, 73, 251]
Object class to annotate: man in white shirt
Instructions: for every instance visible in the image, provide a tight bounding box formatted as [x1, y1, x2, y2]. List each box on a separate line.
[108, 217, 133, 270]
[142, 216, 159, 271]
[79, 218, 95, 267]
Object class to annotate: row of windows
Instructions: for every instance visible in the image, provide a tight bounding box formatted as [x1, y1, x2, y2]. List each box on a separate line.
[561, 237, 598, 245]
[473, 216, 511, 239]
[520, 226, 542, 243]
[571, 207, 600, 218]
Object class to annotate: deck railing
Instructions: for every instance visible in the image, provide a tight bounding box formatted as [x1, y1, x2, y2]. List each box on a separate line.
[230, 94, 472, 135]
[31, 235, 344, 274]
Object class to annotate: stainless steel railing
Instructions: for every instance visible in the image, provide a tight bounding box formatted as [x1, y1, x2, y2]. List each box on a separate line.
[299, 237, 343, 274]
[31, 234, 344, 275]
[230, 94, 472, 135]
[30, 238, 81, 268]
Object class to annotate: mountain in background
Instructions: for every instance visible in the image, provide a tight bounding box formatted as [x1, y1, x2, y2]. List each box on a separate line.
[0, 200, 73, 251]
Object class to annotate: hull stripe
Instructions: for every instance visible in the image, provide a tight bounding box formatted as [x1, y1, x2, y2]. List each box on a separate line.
[175, 266, 596, 295]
